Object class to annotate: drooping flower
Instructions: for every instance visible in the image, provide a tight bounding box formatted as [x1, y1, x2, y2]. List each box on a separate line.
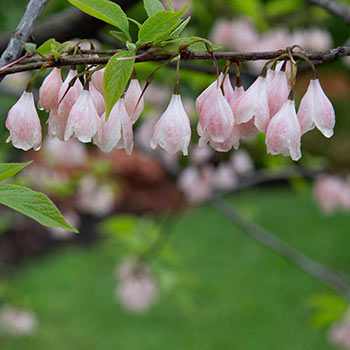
[48, 69, 83, 140]
[196, 79, 234, 147]
[89, 83, 105, 116]
[6, 91, 42, 151]
[124, 79, 144, 124]
[297, 78, 335, 138]
[230, 149, 254, 175]
[267, 69, 290, 117]
[91, 68, 105, 95]
[39, 68, 62, 112]
[0, 305, 37, 335]
[114, 98, 134, 155]
[266, 98, 301, 161]
[234, 73, 270, 133]
[151, 94, 191, 155]
[64, 89, 100, 143]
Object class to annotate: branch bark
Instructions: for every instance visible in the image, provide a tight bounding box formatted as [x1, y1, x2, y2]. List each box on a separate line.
[0, 0, 49, 69]
[213, 198, 350, 299]
[1, 46, 349, 78]
[307, 0, 350, 24]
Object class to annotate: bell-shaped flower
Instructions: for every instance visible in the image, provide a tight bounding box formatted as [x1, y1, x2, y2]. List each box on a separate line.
[208, 125, 241, 152]
[222, 74, 235, 105]
[39, 68, 62, 112]
[93, 100, 126, 152]
[151, 94, 191, 155]
[235, 75, 270, 133]
[267, 70, 290, 117]
[124, 79, 144, 124]
[91, 68, 105, 95]
[6, 91, 42, 151]
[89, 83, 105, 116]
[297, 78, 335, 138]
[64, 89, 100, 143]
[266, 98, 301, 161]
[48, 69, 83, 140]
[115, 98, 134, 155]
[196, 84, 234, 147]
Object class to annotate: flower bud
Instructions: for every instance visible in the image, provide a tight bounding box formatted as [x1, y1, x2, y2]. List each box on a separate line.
[297, 78, 335, 138]
[151, 94, 191, 155]
[6, 91, 42, 151]
[124, 79, 144, 124]
[64, 90, 100, 143]
[39, 68, 62, 111]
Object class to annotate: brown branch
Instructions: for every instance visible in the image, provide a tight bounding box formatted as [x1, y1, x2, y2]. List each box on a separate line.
[307, 0, 350, 24]
[0, 46, 349, 78]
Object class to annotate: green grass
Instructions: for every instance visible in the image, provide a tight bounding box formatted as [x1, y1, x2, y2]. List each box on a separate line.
[1, 187, 349, 350]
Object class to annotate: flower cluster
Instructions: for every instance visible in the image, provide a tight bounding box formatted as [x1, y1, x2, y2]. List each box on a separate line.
[5, 58, 335, 161]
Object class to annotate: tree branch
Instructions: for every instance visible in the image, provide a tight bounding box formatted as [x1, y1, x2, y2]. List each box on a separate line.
[0, 0, 49, 69]
[0, 46, 349, 78]
[212, 198, 350, 299]
[307, 0, 350, 24]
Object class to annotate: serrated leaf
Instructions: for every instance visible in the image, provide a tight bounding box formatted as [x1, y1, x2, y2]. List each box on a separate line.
[137, 7, 188, 45]
[0, 161, 32, 182]
[103, 50, 135, 118]
[0, 184, 78, 232]
[143, 0, 165, 16]
[109, 30, 129, 43]
[67, 0, 129, 36]
[37, 39, 60, 56]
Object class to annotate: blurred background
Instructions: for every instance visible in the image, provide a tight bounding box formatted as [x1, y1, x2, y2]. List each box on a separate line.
[0, 0, 350, 349]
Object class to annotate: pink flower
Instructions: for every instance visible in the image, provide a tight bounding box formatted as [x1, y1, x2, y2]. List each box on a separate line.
[151, 94, 191, 155]
[230, 149, 254, 175]
[6, 91, 42, 151]
[64, 90, 100, 143]
[124, 79, 144, 124]
[196, 79, 234, 147]
[48, 69, 83, 140]
[93, 100, 126, 153]
[266, 99, 301, 161]
[297, 79, 335, 138]
[39, 68, 62, 112]
[0, 305, 37, 335]
[329, 311, 350, 348]
[89, 83, 105, 116]
[91, 68, 105, 95]
[115, 98, 134, 155]
[235, 75, 270, 132]
[267, 70, 290, 117]
[212, 163, 238, 190]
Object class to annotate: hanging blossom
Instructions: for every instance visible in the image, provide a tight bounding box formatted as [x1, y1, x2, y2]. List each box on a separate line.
[297, 78, 335, 138]
[124, 78, 144, 124]
[151, 93, 191, 155]
[39, 67, 63, 112]
[6, 91, 42, 151]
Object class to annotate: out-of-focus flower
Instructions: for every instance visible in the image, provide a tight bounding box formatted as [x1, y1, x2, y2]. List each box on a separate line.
[64, 90, 100, 143]
[124, 79, 144, 124]
[297, 79, 335, 138]
[314, 175, 350, 214]
[89, 83, 105, 116]
[190, 145, 213, 165]
[6, 91, 42, 151]
[144, 84, 171, 107]
[266, 99, 301, 161]
[2, 72, 30, 91]
[298, 28, 332, 51]
[212, 163, 238, 190]
[115, 260, 158, 313]
[48, 69, 83, 141]
[196, 79, 234, 148]
[91, 68, 105, 95]
[151, 94, 191, 155]
[230, 149, 254, 175]
[329, 311, 350, 349]
[47, 210, 80, 240]
[39, 68, 62, 112]
[43, 136, 88, 167]
[235, 75, 270, 133]
[77, 175, 115, 216]
[0, 305, 37, 335]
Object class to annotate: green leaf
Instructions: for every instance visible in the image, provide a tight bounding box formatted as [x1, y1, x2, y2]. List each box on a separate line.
[67, 0, 129, 36]
[109, 30, 129, 43]
[162, 36, 220, 52]
[170, 16, 191, 36]
[24, 43, 37, 52]
[137, 7, 189, 45]
[0, 161, 32, 182]
[143, 0, 165, 16]
[37, 39, 60, 56]
[0, 184, 78, 232]
[103, 50, 135, 118]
